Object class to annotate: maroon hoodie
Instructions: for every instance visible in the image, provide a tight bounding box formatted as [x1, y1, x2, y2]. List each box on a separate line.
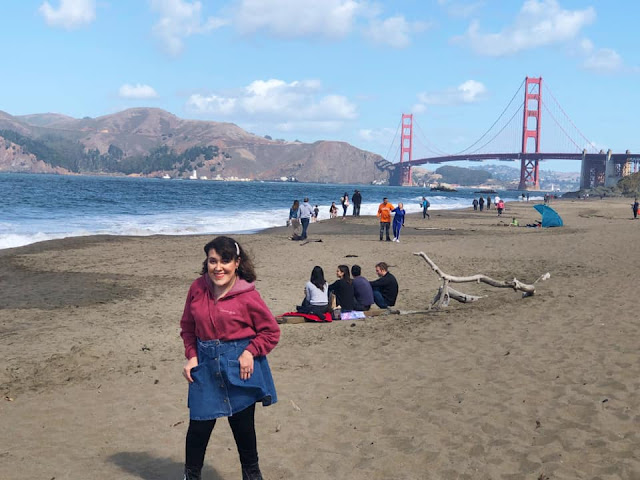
[180, 276, 280, 360]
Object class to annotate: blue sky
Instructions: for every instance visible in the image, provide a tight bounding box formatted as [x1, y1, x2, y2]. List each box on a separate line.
[2, 1, 638, 173]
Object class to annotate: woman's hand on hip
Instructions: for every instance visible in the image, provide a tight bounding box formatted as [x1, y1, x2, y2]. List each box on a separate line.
[183, 356, 198, 383]
[238, 349, 254, 380]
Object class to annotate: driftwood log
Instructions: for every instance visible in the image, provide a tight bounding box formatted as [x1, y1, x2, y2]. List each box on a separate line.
[414, 251, 551, 309]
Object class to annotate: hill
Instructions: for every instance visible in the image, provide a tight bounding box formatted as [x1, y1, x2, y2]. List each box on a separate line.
[0, 108, 392, 184]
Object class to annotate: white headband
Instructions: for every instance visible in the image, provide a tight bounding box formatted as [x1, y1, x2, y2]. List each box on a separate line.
[235, 242, 240, 256]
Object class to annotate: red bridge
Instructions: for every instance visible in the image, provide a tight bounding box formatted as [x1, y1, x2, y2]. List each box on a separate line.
[387, 77, 639, 190]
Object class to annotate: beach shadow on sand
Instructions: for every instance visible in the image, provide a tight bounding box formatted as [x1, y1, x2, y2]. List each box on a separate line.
[108, 452, 223, 480]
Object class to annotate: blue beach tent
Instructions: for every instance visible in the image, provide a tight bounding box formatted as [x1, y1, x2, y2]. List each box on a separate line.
[534, 204, 563, 227]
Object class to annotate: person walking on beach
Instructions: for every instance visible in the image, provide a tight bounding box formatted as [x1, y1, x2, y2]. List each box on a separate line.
[391, 202, 406, 242]
[341, 192, 350, 217]
[422, 197, 431, 219]
[497, 199, 505, 216]
[180, 236, 280, 480]
[377, 197, 394, 241]
[472, 198, 478, 211]
[486, 196, 492, 210]
[632, 198, 639, 219]
[370, 262, 398, 309]
[288, 200, 301, 239]
[479, 196, 485, 211]
[299, 197, 313, 240]
[312, 205, 319, 223]
[352, 190, 362, 216]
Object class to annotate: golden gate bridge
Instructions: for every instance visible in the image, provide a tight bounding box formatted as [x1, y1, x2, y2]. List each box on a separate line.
[384, 77, 639, 190]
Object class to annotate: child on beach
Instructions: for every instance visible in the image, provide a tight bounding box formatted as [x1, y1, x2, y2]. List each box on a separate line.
[329, 202, 338, 218]
[180, 236, 280, 480]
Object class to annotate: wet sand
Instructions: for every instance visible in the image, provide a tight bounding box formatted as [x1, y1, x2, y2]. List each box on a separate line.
[1, 198, 639, 479]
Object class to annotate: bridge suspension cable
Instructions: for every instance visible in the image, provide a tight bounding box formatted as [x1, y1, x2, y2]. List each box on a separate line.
[384, 117, 402, 163]
[412, 118, 450, 157]
[460, 104, 523, 155]
[542, 81, 598, 154]
[453, 78, 525, 155]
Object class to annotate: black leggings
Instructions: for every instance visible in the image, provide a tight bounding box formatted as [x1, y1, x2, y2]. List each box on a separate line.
[185, 403, 258, 470]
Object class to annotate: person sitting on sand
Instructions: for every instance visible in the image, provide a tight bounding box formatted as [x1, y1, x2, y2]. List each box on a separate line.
[328, 265, 356, 311]
[180, 236, 280, 480]
[329, 202, 338, 219]
[510, 217, 519, 227]
[351, 265, 374, 311]
[369, 262, 398, 309]
[296, 266, 329, 316]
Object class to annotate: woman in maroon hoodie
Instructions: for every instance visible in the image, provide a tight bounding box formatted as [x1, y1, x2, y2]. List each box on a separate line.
[180, 236, 280, 480]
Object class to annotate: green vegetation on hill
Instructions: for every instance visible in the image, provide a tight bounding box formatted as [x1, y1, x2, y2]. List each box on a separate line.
[1, 129, 226, 175]
[617, 171, 640, 195]
[436, 165, 492, 185]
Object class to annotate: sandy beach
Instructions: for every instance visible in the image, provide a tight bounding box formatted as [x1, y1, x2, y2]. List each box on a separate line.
[2, 198, 640, 479]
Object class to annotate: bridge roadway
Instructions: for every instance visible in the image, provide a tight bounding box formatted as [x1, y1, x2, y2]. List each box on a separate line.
[401, 152, 638, 167]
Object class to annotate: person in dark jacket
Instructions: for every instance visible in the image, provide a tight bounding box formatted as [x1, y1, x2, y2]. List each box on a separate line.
[341, 192, 350, 217]
[352, 190, 362, 216]
[328, 265, 356, 311]
[369, 262, 398, 309]
[351, 264, 373, 311]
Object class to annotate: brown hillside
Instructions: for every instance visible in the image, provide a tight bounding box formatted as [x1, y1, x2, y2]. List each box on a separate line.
[0, 107, 392, 184]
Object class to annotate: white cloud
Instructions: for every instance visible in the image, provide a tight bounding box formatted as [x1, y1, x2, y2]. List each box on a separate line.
[232, 0, 425, 47]
[411, 103, 427, 114]
[150, 0, 228, 56]
[438, 0, 484, 18]
[234, 0, 362, 38]
[453, 0, 596, 56]
[416, 80, 487, 106]
[578, 39, 624, 73]
[38, 0, 95, 29]
[186, 79, 357, 131]
[358, 127, 396, 143]
[118, 84, 159, 99]
[583, 48, 623, 72]
[364, 15, 430, 48]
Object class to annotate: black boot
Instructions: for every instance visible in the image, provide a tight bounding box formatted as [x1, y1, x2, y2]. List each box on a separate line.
[184, 465, 202, 480]
[242, 462, 263, 480]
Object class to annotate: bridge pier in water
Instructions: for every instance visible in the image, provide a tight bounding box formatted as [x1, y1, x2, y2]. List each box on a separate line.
[579, 150, 640, 190]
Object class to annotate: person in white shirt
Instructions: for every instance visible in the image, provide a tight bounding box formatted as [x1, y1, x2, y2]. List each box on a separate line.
[296, 266, 329, 316]
[299, 197, 314, 239]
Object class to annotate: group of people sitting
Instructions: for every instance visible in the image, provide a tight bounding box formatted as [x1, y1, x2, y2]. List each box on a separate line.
[296, 262, 399, 316]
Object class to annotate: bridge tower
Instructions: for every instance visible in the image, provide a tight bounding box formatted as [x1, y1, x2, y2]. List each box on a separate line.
[400, 113, 413, 186]
[519, 77, 542, 190]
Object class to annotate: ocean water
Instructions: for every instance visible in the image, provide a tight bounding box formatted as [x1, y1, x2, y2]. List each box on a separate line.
[0, 173, 542, 250]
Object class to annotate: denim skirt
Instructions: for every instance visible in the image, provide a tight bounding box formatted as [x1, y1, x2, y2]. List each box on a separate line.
[188, 338, 277, 420]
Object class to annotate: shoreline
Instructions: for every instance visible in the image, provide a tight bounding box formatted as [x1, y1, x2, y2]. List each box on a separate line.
[2, 197, 639, 479]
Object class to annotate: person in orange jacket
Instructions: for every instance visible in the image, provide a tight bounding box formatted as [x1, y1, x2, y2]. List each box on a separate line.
[377, 197, 395, 241]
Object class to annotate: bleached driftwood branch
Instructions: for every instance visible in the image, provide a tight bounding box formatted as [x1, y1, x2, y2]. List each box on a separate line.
[414, 251, 550, 309]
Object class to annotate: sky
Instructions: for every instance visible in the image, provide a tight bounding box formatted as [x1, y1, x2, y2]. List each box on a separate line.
[2, 0, 639, 173]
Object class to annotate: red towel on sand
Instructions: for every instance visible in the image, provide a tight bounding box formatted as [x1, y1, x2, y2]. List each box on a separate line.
[279, 312, 332, 323]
